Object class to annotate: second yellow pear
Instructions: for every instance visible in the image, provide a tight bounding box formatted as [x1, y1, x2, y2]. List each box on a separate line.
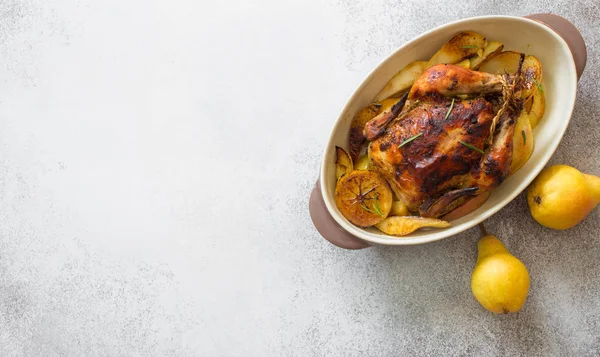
[528, 165, 600, 230]
[471, 229, 530, 314]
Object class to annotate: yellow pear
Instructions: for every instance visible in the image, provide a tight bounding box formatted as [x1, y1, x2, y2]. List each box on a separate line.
[528, 165, 600, 230]
[471, 226, 530, 314]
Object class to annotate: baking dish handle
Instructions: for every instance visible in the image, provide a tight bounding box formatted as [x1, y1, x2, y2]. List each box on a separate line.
[309, 179, 371, 249]
[525, 13, 587, 80]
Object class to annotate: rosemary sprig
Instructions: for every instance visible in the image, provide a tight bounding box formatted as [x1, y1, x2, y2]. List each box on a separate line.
[398, 133, 423, 148]
[461, 45, 479, 49]
[459, 140, 485, 154]
[522, 130, 527, 145]
[372, 196, 383, 217]
[361, 196, 384, 217]
[532, 78, 545, 94]
[444, 98, 455, 121]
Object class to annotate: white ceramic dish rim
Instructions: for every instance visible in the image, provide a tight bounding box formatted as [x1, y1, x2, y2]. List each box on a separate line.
[320, 15, 578, 245]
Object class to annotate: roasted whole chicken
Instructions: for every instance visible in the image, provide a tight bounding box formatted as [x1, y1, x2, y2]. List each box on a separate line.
[366, 61, 524, 218]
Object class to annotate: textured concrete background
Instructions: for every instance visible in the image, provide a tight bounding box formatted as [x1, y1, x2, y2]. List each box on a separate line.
[0, 0, 598, 356]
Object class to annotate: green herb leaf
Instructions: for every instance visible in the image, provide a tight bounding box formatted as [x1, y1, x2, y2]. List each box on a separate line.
[522, 130, 527, 145]
[361, 204, 374, 214]
[461, 45, 479, 49]
[398, 133, 423, 148]
[372, 196, 383, 217]
[459, 140, 485, 154]
[444, 98, 455, 121]
[361, 196, 384, 217]
[532, 78, 545, 94]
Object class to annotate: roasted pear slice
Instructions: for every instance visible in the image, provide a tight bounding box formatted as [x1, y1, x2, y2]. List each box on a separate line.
[478, 52, 542, 100]
[335, 146, 353, 180]
[526, 86, 546, 128]
[354, 155, 371, 171]
[374, 60, 428, 102]
[378, 97, 403, 114]
[469, 41, 504, 70]
[348, 103, 381, 161]
[335, 170, 393, 227]
[510, 111, 534, 174]
[389, 201, 409, 217]
[455, 59, 471, 68]
[427, 31, 486, 67]
[521, 55, 543, 99]
[523, 92, 534, 113]
[478, 50, 523, 74]
[375, 216, 450, 236]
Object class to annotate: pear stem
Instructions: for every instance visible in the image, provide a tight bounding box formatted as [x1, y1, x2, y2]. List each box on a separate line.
[479, 223, 488, 237]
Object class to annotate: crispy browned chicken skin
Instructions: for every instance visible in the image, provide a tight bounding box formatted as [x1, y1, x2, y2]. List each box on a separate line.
[367, 63, 522, 217]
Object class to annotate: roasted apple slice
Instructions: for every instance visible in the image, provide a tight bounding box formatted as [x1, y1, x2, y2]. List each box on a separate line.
[335, 171, 393, 227]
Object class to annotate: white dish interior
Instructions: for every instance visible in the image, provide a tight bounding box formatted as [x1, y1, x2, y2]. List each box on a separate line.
[320, 16, 577, 245]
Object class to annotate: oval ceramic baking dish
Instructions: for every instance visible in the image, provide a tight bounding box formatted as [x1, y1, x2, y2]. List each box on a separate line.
[310, 14, 586, 249]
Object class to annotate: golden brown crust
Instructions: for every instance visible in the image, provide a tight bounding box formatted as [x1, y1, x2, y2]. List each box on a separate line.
[409, 64, 504, 101]
[368, 64, 520, 216]
[370, 98, 495, 212]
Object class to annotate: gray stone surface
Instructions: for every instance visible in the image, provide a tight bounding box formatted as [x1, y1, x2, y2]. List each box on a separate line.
[0, 0, 598, 356]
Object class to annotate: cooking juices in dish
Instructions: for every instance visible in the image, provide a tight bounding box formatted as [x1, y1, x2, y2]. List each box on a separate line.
[334, 31, 546, 237]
